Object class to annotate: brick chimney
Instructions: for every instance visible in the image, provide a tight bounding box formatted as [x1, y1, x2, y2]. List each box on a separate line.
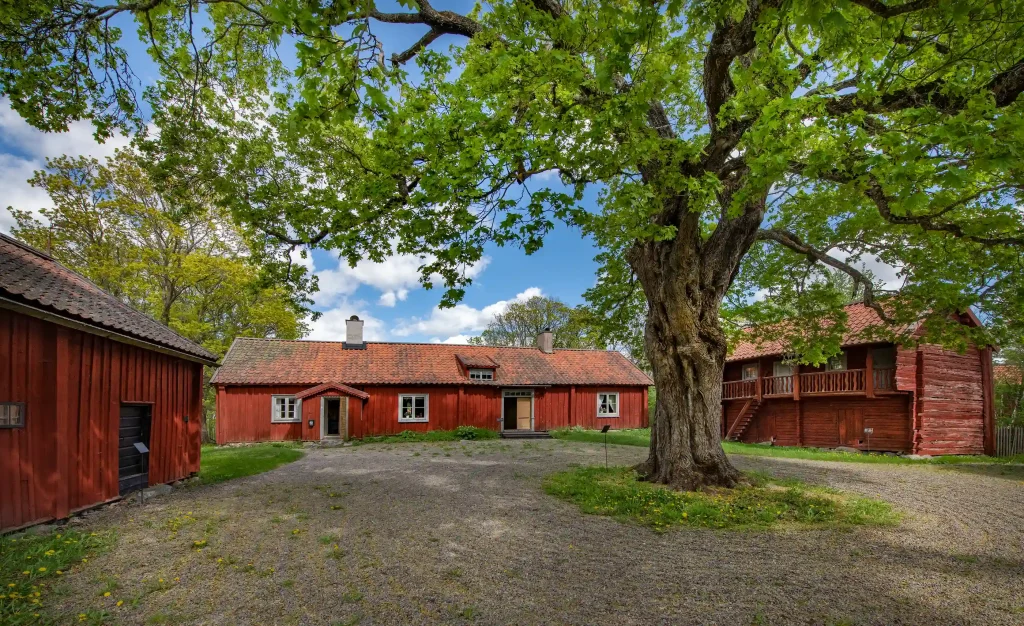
[536, 328, 554, 354]
[344, 315, 365, 349]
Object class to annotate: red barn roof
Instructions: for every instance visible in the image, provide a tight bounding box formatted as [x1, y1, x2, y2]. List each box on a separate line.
[211, 338, 653, 387]
[0, 233, 218, 364]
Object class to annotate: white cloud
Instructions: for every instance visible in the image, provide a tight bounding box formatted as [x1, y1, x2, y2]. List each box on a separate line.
[313, 248, 491, 307]
[393, 287, 543, 338]
[830, 249, 904, 291]
[0, 98, 134, 233]
[430, 334, 474, 345]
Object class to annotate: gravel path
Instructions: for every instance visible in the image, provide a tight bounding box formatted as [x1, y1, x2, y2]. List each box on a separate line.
[50, 440, 1024, 625]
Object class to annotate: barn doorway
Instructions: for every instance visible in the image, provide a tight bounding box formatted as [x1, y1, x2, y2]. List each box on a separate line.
[118, 404, 152, 495]
[838, 408, 863, 448]
[502, 390, 533, 431]
[322, 397, 347, 439]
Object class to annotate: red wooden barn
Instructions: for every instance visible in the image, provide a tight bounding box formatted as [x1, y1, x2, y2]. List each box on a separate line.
[212, 317, 653, 442]
[0, 234, 218, 532]
[721, 302, 996, 455]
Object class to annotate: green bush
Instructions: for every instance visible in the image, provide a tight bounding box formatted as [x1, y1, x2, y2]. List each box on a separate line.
[355, 427, 499, 444]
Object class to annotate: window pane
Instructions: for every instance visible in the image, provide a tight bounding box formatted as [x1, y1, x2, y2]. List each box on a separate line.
[609, 396, 617, 412]
[0, 405, 7, 426]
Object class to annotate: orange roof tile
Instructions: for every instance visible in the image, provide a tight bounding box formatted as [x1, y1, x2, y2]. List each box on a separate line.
[211, 338, 653, 387]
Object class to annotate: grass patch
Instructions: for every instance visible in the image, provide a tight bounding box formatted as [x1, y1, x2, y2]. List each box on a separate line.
[199, 442, 304, 484]
[353, 426, 498, 445]
[543, 466, 900, 531]
[549, 427, 1024, 465]
[1, 530, 113, 625]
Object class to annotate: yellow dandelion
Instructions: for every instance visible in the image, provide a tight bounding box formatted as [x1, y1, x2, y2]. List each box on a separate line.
[56, 571, 63, 575]
[117, 600, 124, 607]
[103, 591, 111, 597]
[21, 571, 30, 575]
[38, 567, 47, 572]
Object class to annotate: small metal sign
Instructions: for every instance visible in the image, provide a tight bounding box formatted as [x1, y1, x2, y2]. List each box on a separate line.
[134, 442, 149, 454]
[863, 427, 874, 434]
[601, 425, 611, 433]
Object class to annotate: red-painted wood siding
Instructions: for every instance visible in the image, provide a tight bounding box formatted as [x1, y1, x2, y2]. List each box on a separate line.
[915, 345, 985, 455]
[570, 387, 647, 429]
[216, 384, 649, 440]
[216, 385, 306, 443]
[1, 309, 203, 532]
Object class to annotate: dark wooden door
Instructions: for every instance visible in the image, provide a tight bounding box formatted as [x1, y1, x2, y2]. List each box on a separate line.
[838, 408, 863, 447]
[503, 397, 517, 430]
[119, 404, 152, 495]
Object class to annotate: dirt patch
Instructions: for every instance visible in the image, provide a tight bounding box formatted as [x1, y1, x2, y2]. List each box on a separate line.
[46, 440, 1024, 625]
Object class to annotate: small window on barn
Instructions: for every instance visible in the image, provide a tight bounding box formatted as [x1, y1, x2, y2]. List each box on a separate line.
[399, 394, 429, 423]
[741, 363, 759, 380]
[597, 392, 619, 418]
[826, 352, 848, 371]
[468, 369, 494, 381]
[0, 402, 25, 428]
[271, 395, 301, 423]
[872, 346, 897, 369]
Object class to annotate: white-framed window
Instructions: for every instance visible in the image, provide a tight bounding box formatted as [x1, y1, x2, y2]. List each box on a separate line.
[772, 361, 794, 377]
[271, 395, 301, 423]
[827, 352, 848, 371]
[399, 394, 429, 423]
[597, 392, 619, 418]
[741, 363, 759, 380]
[0, 402, 25, 428]
[468, 369, 494, 381]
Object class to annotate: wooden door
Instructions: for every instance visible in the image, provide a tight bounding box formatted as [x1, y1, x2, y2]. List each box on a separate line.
[516, 397, 531, 430]
[119, 404, 151, 495]
[838, 408, 862, 447]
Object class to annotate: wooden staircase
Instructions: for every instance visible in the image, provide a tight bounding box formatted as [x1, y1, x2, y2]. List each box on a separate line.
[500, 430, 552, 439]
[725, 397, 762, 441]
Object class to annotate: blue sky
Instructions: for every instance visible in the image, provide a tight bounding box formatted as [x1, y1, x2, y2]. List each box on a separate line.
[0, 1, 606, 345]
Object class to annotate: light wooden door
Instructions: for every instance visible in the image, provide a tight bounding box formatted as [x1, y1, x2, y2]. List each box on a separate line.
[516, 397, 531, 430]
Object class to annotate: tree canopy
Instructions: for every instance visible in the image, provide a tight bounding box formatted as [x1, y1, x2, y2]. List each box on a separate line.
[3, 0, 1022, 487]
[468, 295, 592, 348]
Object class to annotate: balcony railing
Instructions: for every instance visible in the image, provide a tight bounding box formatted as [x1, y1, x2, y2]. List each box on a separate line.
[722, 368, 897, 400]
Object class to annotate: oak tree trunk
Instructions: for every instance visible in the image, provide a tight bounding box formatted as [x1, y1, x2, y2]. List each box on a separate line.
[629, 216, 749, 490]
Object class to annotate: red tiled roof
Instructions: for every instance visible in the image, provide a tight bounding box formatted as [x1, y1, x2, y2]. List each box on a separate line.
[294, 382, 370, 400]
[210, 338, 654, 387]
[995, 364, 1022, 384]
[0, 234, 218, 363]
[456, 353, 499, 369]
[728, 302, 908, 363]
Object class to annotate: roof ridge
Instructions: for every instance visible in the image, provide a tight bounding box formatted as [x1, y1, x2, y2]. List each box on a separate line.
[234, 336, 620, 352]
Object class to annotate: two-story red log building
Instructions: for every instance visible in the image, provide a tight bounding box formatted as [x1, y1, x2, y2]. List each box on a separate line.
[722, 303, 996, 456]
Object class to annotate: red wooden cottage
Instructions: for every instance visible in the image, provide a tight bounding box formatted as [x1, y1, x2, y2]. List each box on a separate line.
[0, 234, 218, 532]
[212, 317, 653, 442]
[722, 302, 996, 456]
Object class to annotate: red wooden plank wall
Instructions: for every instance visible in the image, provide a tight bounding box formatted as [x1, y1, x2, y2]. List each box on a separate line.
[915, 345, 985, 455]
[570, 386, 647, 429]
[1, 309, 204, 532]
[534, 387, 569, 431]
[216, 384, 306, 443]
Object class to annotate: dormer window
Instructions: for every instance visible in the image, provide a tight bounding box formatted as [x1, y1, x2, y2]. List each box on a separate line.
[469, 369, 494, 381]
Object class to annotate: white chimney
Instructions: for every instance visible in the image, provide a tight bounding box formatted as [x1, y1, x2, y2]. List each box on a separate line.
[536, 328, 554, 354]
[345, 315, 364, 348]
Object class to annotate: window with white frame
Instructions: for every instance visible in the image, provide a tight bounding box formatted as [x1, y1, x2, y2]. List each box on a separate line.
[468, 369, 494, 381]
[597, 392, 619, 418]
[271, 395, 300, 423]
[0, 402, 25, 428]
[773, 360, 794, 377]
[398, 394, 429, 422]
[741, 363, 759, 380]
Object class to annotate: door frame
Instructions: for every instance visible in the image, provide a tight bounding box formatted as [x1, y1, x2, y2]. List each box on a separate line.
[501, 389, 534, 432]
[320, 396, 348, 440]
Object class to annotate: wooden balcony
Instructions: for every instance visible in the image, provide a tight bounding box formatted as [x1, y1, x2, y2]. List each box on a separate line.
[722, 368, 897, 400]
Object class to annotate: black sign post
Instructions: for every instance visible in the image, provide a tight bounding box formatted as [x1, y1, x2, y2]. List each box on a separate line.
[601, 425, 611, 468]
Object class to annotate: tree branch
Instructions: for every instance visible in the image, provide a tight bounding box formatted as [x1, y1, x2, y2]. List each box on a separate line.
[849, 0, 937, 18]
[757, 228, 893, 322]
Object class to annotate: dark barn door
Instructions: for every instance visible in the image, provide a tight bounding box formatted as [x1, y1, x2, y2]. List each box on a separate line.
[119, 405, 152, 495]
[326, 398, 340, 436]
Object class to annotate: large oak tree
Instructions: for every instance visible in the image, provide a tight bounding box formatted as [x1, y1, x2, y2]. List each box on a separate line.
[3, 0, 1023, 488]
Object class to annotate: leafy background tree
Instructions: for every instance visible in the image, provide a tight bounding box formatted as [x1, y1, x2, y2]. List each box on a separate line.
[2, 0, 1023, 486]
[468, 295, 593, 348]
[9, 150, 314, 439]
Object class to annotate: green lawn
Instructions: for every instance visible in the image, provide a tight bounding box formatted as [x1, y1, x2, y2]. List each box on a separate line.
[353, 426, 498, 445]
[1, 530, 112, 625]
[199, 442, 305, 484]
[544, 466, 899, 531]
[549, 427, 1024, 465]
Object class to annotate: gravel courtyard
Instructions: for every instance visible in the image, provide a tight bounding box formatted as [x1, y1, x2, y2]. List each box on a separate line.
[51, 440, 1024, 625]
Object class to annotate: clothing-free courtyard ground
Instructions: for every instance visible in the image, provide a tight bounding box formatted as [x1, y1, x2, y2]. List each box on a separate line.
[44, 440, 1024, 624]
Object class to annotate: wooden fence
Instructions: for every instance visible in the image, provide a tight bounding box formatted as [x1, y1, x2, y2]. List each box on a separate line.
[996, 426, 1024, 457]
